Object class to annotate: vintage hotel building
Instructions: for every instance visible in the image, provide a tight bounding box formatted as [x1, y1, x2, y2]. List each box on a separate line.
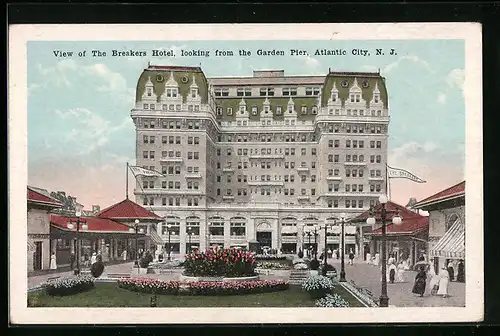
[131, 65, 390, 256]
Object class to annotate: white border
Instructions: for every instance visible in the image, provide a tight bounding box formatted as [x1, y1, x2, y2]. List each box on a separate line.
[9, 23, 483, 324]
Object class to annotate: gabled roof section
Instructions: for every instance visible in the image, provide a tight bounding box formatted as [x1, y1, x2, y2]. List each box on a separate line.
[366, 216, 429, 236]
[27, 186, 63, 208]
[413, 181, 465, 209]
[50, 215, 138, 233]
[351, 201, 423, 223]
[95, 198, 161, 221]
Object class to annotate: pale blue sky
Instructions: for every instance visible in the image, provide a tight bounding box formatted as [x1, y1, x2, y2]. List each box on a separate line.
[27, 39, 465, 207]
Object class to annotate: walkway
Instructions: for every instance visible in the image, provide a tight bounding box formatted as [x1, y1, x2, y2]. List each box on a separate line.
[328, 258, 465, 307]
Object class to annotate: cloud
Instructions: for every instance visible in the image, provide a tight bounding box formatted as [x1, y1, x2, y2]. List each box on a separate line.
[32, 60, 135, 105]
[55, 107, 132, 155]
[446, 68, 465, 92]
[383, 55, 432, 74]
[293, 55, 322, 74]
[437, 92, 447, 104]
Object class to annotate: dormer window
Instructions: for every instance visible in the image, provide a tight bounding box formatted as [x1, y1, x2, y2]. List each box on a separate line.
[191, 89, 197, 98]
[150, 104, 155, 110]
[251, 106, 258, 115]
[188, 105, 194, 112]
[350, 94, 355, 103]
[374, 95, 379, 103]
[239, 106, 245, 113]
[276, 105, 282, 115]
[143, 104, 149, 109]
[301, 106, 307, 114]
[312, 106, 318, 114]
[331, 93, 337, 102]
[147, 88, 152, 97]
[194, 105, 199, 112]
[288, 105, 293, 113]
[166, 88, 178, 98]
[216, 107, 223, 115]
[264, 106, 269, 113]
[227, 107, 233, 115]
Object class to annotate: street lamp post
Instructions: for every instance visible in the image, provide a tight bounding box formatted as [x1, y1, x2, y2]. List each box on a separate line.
[339, 217, 347, 282]
[166, 223, 172, 261]
[366, 195, 402, 307]
[313, 226, 319, 260]
[307, 231, 312, 258]
[66, 205, 87, 276]
[321, 221, 334, 276]
[129, 219, 144, 270]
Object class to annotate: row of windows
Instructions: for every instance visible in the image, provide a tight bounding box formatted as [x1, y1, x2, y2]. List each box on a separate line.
[141, 120, 201, 130]
[327, 183, 382, 192]
[142, 180, 200, 190]
[214, 87, 321, 97]
[216, 105, 319, 116]
[143, 136, 202, 145]
[142, 197, 200, 207]
[327, 200, 367, 208]
[142, 103, 201, 112]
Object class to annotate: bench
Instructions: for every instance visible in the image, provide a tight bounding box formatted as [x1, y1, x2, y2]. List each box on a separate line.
[47, 276, 60, 281]
[107, 273, 131, 278]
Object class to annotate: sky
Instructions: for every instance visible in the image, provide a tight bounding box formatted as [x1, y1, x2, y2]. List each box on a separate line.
[27, 39, 465, 210]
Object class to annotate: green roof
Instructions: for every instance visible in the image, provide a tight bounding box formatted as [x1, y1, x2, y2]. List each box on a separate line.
[321, 75, 388, 109]
[135, 69, 209, 104]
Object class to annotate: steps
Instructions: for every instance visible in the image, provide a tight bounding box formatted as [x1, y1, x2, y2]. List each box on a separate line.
[289, 269, 310, 285]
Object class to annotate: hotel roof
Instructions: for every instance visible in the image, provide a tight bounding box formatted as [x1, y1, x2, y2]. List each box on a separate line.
[27, 186, 63, 208]
[50, 214, 137, 234]
[95, 198, 161, 221]
[413, 181, 465, 209]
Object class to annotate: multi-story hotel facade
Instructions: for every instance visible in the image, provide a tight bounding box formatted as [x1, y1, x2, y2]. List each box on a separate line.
[131, 65, 390, 257]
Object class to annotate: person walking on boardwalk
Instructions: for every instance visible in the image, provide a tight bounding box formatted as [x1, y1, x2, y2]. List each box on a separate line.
[457, 260, 465, 283]
[396, 261, 406, 283]
[428, 264, 439, 295]
[69, 253, 75, 271]
[437, 266, 450, 298]
[388, 262, 397, 284]
[49, 252, 57, 270]
[348, 249, 355, 265]
[412, 265, 427, 297]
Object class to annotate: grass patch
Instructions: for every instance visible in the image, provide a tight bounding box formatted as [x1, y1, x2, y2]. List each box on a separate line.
[28, 283, 363, 307]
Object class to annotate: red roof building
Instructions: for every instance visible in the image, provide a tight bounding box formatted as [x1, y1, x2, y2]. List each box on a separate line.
[50, 215, 134, 234]
[413, 181, 465, 210]
[95, 198, 161, 221]
[352, 201, 429, 265]
[27, 187, 63, 209]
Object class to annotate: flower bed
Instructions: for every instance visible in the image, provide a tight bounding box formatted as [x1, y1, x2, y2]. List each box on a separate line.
[41, 275, 95, 296]
[117, 278, 288, 296]
[301, 275, 335, 299]
[254, 255, 288, 261]
[256, 262, 291, 270]
[315, 293, 350, 307]
[179, 274, 259, 283]
[183, 248, 256, 277]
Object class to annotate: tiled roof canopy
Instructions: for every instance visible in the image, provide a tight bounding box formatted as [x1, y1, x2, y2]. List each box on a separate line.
[50, 215, 134, 233]
[27, 187, 63, 208]
[413, 181, 465, 209]
[95, 198, 161, 221]
[351, 201, 429, 236]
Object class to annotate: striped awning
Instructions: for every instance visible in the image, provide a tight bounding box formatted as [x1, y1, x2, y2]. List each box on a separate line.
[149, 229, 164, 245]
[430, 219, 465, 259]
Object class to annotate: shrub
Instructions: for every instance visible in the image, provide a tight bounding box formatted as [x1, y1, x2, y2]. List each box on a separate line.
[183, 248, 256, 277]
[315, 293, 350, 307]
[293, 262, 309, 270]
[309, 259, 320, 270]
[41, 275, 95, 296]
[254, 255, 288, 261]
[90, 260, 105, 278]
[139, 257, 151, 268]
[301, 275, 335, 299]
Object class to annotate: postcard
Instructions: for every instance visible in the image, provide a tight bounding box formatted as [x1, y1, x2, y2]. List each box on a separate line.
[9, 23, 483, 324]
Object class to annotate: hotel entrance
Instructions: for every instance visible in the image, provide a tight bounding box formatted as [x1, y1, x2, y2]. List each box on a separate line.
[256, 231, 272, 253]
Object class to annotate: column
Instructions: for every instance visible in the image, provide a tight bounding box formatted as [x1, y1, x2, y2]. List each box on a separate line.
[247, 218, 255, 243]
[273, 219, 279, 250]
[224, 220, 230, 248]
[359, 226, 364, 260]
[179, 218, 187, 255]
[297, 225, 304, 253]
[147, 223, 151, 234]
[199, 218, 207, 250]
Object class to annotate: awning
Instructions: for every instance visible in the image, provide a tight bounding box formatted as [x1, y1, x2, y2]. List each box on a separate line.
[149, 229, 164, 245]
[430, 219, 465, 259]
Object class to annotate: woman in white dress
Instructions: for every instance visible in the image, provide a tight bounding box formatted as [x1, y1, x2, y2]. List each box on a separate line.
[49, 252, 57, 270]
[396, 262, 406, 283]
[402, 258, 409, 271]
[90, 252, 97, 265]
[428, 266, 439, 295]
[437, 266, 450, 298]
[374, 252, 380, 266]
[366, 252, 371, 264]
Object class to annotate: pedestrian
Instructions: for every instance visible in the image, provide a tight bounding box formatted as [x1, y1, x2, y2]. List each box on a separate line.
[396, 261, 406, 283]
[447, 261, 455, 282]
[69, 253, 75, 270]
[388, 254, 396, 265]
[437, 266, 450, 298]
[348, 249, 354, 265]
[418, 254, 425, 262]
[366, 252, 371, 264]
[84, 253, 90, 267]
[428, 265, 439, 295]
[457, 260, 465, 283]
[411, 265, 427, 297]
[334, 249, 338, 260]
[374, 252, 380, 266]
[91, 252, 97, 265]
[389, 262, 397, 284]
[50, 252, 57, 270]
[327, 248, 332, 259]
